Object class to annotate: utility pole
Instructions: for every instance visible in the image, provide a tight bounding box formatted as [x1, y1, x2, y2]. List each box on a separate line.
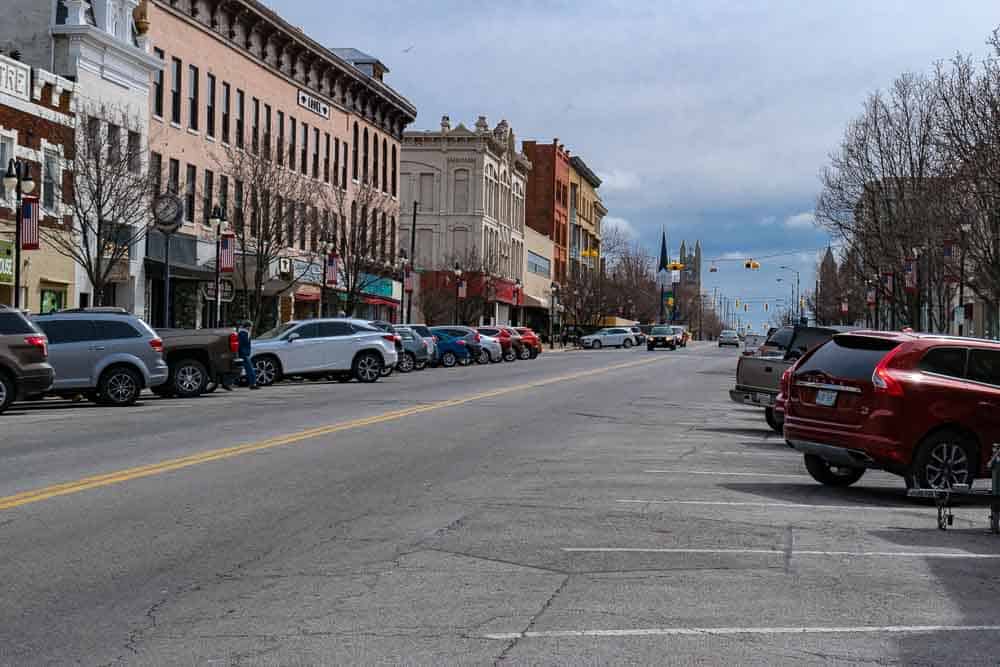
[406, 201, 418, 324]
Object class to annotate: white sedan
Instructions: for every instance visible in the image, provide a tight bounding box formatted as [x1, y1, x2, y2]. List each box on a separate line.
[580, 328, 635, 349]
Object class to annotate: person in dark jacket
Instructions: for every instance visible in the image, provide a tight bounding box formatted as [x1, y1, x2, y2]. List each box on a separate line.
[238, 321, 259, 389]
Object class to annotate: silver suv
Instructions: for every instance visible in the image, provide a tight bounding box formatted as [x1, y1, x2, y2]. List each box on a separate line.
[33, 308, 169, 405]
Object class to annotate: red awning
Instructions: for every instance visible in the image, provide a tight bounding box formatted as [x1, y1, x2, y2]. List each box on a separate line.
[364, 296, 399, 308]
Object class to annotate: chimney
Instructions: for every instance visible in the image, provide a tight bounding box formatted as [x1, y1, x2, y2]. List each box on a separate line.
[476, 115, 489, 133]
[440, 115, 451, 132]
[552, 137, 559, 147]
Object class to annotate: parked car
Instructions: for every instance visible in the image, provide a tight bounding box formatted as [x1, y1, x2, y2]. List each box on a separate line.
[406, 324, 439, 364]
[515, 327, 543, 358]
[0, 305, 54, 414]
[476, 334, 504, 364]
[251, 318, 397, 385]
[784, 331, 1000, 490]
[670, 326, 689, 347]
[428, 329, 473, 367]
[629, 326, 646, 346]
[429, 326, 483, 364]
[478, 326, 525, 361]
[501, 326, 532, 360]
[580, 327, 635, 349]
[33, 308, 168, 406]
[391, 326, 431, 372]
[154, 328, 242, 398]
[646, 325, 677, 350]
[718, 330, 740, 347]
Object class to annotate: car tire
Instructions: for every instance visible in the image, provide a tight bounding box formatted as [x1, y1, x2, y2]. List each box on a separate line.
[476, 349, 491, 365]
[911, 430, 978, 489]
[171, 358, 208, 398]
[397, 352, 416, 373]
[353, 352, 382, 383]
[98, 365, 141, 407]
[0, 370, 15, 415]
[529, 349, 539, 359]
[380, 363, 393, 378]
[518, 346, 532, 360]
[204, 380, 218, 394]
[441, 351, 458, 367]
[803, 454, 865, 487]
[503, 348, 517, 362]
[414, 360, 428, 371]
[592, 340, 602, 349]
[623, 339, 633, 349]
[253, 355, 282, 387]
[764, 407, 784, 434]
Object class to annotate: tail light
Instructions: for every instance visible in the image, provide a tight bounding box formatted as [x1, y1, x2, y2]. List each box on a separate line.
[456, 339, 466, 345]
[25, 335, 48, 358]
[229, 332, 239, 353]
[382, 334, 399, 343]
[473, 333, 481, 343]
[872, 346, 905, 397]
[433, 335, 439, 342]
[149, 338, 164, 353]
[780, 367, 792, 396]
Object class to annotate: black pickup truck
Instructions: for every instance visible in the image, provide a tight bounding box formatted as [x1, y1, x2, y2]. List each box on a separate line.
[155, 328, 242, 398]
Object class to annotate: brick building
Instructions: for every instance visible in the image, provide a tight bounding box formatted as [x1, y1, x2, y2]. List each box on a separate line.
[0, 53, 77, 312]
[522, 139, 570, 284]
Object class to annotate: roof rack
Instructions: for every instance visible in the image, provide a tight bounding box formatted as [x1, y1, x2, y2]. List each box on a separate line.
[50, 307, 131, 315]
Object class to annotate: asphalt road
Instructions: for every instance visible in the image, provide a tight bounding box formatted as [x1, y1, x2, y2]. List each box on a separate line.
[1, 343, 999, 665]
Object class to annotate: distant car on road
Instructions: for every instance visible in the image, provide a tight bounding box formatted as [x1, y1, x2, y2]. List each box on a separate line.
[742, 333, 767, 356]
[251, 318, 397, 385]
[33, 308, 168, 406]
[670, 326, 689, 348]
[718, 330, 740, 347]
[580, 328, 634, 349]
[629, 326, 646, 346]
[646, 325, 677, 350]
[0, 305, 54, 414]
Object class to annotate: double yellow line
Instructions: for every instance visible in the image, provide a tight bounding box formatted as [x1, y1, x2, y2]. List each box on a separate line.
[0, 356, 660, 512]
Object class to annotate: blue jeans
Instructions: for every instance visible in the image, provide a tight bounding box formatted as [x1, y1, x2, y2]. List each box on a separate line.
[242, 356, 257, 387]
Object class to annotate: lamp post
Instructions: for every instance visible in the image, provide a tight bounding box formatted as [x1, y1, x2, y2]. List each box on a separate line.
[958, 223, 971, 336]
[4, 159, 36, 310]
[209, 205, 228, 327]
[549, 281, 559, 350]
[398, 249, 409, 324]
[779, 266, 801, 323]
[453, 262, 463, 324]
[512, 278, 521, 326]
[407, 200, 418, 325]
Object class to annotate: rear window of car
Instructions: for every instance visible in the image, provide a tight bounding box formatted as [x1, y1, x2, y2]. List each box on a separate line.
[968, 349, 1000, 386]
[795, 337, 899, 381]
[410, 325, 431, 337]
[479, 328, 500, 336]
[351, 323, 379, 333]
[95, 320, 142, 339]
[0, 311, 39, 335]
[35, 318, 98, 344]
[919, 347, 967, 378]
[766, 327, 793, 349]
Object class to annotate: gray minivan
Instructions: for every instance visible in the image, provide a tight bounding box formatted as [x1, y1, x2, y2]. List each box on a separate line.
[33, 309, 169, 405]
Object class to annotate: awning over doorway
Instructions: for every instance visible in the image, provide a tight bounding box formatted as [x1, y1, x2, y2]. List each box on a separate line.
[144, 257, 216, 281]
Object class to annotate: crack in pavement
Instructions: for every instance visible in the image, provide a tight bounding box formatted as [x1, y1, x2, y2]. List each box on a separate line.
[494, 575, 571, 664]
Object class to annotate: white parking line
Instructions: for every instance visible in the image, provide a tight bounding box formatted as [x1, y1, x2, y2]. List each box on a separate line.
[562, 547, 1000, 559]
[616, 499, 921, 511]
[643, 470, 805, 478]
[480, 624, 1000, 640]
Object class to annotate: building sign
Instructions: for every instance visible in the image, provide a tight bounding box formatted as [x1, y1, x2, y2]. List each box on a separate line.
[298, 90, 330, 119]
[202, 279, 235, 303]
[293, 258, 324, 285]
[0, 55, 30, 102]
[0, 240, 12, 284]
[359, 272, 395, 298]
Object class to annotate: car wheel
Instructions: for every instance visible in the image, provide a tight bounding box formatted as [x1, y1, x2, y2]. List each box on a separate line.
[476, 349, 491, 365]
[204, 380, 218, 394]
[397, 352, 415, 373]
[0, 371, 14, 415]
[623, 339, 633, 348]
[253, 355, 281, 386]
[171, 358, 207, 398]
[441, 351, 457, 367]
[380, 363, 393, 378]
[353, 352, 382, 383]
[764, 407, 783, 434]
[99, 366, 141, 407]
[503, 348, 517, 362]
[911, 431, 977, 489]
[592, 340, 602, 349]
[518, 346, 531, 360]
[414, 360, 428, 371]
[803, 454, 865, 487]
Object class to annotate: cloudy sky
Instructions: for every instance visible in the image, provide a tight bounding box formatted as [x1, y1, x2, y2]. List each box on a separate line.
[276, 0, 997, 329]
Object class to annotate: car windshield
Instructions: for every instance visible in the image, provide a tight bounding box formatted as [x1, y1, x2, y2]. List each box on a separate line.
[256, 323, 298, 340]
[651, 326, 671, 334]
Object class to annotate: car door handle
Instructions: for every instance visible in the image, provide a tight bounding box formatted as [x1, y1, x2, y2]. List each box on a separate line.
[91, 345, 106, 351]
[978, 401, 998, 409]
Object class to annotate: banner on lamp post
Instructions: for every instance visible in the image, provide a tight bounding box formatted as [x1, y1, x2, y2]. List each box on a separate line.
[457, 281, 467, 299]
[881, 273, 894, 300]
[325, 253, 338, 287]
[903, 258, 917, 294]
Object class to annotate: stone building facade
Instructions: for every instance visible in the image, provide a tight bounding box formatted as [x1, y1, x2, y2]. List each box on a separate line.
[400, 115, 529, 325]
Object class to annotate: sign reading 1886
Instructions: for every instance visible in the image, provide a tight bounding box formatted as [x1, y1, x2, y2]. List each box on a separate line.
[298, 90, 330, 119]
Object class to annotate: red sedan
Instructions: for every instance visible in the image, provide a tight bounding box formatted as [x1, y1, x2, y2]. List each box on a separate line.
[515, 327, 543, 358]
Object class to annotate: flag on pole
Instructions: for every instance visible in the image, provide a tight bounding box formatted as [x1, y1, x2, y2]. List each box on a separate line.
[325, 253, 338, 287]
[20, 195, 39, 250]
[219, 232, 235, 273]
[903, 258, 917, 294]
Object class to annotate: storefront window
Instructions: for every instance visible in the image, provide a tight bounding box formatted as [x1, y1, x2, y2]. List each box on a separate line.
[40, 289, 65, 314]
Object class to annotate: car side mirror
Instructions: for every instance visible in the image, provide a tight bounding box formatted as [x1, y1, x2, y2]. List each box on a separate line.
[287, 332, 301, 342]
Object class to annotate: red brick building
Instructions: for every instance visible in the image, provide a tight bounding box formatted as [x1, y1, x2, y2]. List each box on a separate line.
[522, 139, 570, 283]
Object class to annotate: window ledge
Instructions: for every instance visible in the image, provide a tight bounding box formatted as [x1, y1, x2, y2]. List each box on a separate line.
[188, 128, 200, 137]
[170, 121, 182, 130]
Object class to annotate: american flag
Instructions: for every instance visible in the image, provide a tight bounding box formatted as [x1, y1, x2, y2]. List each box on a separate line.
[219, 232, 235, 273]
[325, 253, 338, 287]
[20, 196, 39, 250]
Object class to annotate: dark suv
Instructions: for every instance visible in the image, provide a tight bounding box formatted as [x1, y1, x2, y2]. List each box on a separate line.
[0, 306, 54, 414]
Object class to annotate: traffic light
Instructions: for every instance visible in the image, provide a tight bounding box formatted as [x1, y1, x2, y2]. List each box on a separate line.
[743, 259, 761, 270]
[667, 261, 685, 271]
[764, 303, 769, 312]
[744, 303, 748, 312]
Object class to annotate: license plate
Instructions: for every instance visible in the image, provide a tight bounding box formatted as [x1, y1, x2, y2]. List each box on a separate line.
[752, 393, 772, 405]
[815, 389, 837, 407]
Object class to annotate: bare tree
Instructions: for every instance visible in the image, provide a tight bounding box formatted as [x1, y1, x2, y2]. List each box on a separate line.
[40, 105, 153, 306]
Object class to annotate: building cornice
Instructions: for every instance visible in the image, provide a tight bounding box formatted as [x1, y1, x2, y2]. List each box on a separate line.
[51, 24, 164, 73]
[569, 155, 602, 189]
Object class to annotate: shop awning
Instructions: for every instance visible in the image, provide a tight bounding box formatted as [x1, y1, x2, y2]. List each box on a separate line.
[521, 294, 548, 309]
[364, 295, 399, 308]
[295, 284, 321, 302]
[144, 257, 216, 281]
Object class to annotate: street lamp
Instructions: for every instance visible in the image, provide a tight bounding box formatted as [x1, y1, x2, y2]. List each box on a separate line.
[959, 222, 972, 336]
[512, 278, 521, 326]
[209, 204, 229, 327]
[398, 248, 409, 324]
[779, 265, 801, 323]
[549, 281, 559, 349]
[4, 159, 36, 310]
[453, 262, 463, 324]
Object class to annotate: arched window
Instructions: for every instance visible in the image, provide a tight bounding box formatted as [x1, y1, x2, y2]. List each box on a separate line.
[381, 139, 388, 193]
[372, 133, 379, 189]
[362, 128, 369, 183]
[453, 169, 469, 213]
[391, 146, 397, 196]
[351, 123, 359, 180]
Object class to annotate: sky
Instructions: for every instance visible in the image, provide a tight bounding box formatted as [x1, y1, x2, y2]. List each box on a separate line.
[273, 0, 998, 330]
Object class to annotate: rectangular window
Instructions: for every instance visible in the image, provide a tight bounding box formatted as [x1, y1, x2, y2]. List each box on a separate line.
[149, 151, 162, 195]
[312, 128, 320, 179]
[233, 180, 244, 233]
[324, 133, 331, 183]
[42, 151, 58, 211]
[251, 97, 259, 153]
[107, 123, 121, 165]
[206, 73, 216, 137]
[527, 251, 550, 277]
[391, 145, 397, 196]
[419, 173, 434, 211]
[219, 175, 228, 220]
[276, 110, 285, 167]
[289, 117, 297, 170]
[153, 48, 164, 117]
[342, 143, 348, 187]
[286, 199, 295, 248]
[235, 89, 244, 148]
[300, 122, 308, 175]
[170, 57, 182, 123]
[263, 104, 272, 160]
[332, 137, 339, 186]
[203, 169, 214, 225]
[168, 158, 180, 194]
[221, 83, 230, 143]
[185, 164, 197, 222]
[188, 65, 199, 130]
[128, 131, 141, 174]
[298, 202, 307, 250]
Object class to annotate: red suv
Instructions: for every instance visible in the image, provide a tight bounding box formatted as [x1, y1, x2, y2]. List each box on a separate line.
[784, 331, 1000, 490]
[515, 327, 542, 358]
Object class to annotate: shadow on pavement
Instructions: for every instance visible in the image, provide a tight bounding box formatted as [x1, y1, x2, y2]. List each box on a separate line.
[697, 426, 775, 438]
[718, 481, 913, 507]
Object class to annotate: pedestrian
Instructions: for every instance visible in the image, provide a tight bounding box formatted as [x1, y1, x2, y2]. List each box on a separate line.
[560, 327, 569, 348]
[238, 320, 259, 390]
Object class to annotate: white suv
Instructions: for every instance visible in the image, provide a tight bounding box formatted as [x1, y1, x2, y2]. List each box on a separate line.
[250, 318, 398, 385]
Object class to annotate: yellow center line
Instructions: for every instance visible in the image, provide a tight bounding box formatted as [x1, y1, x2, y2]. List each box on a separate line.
[0, 355, 664, 511]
